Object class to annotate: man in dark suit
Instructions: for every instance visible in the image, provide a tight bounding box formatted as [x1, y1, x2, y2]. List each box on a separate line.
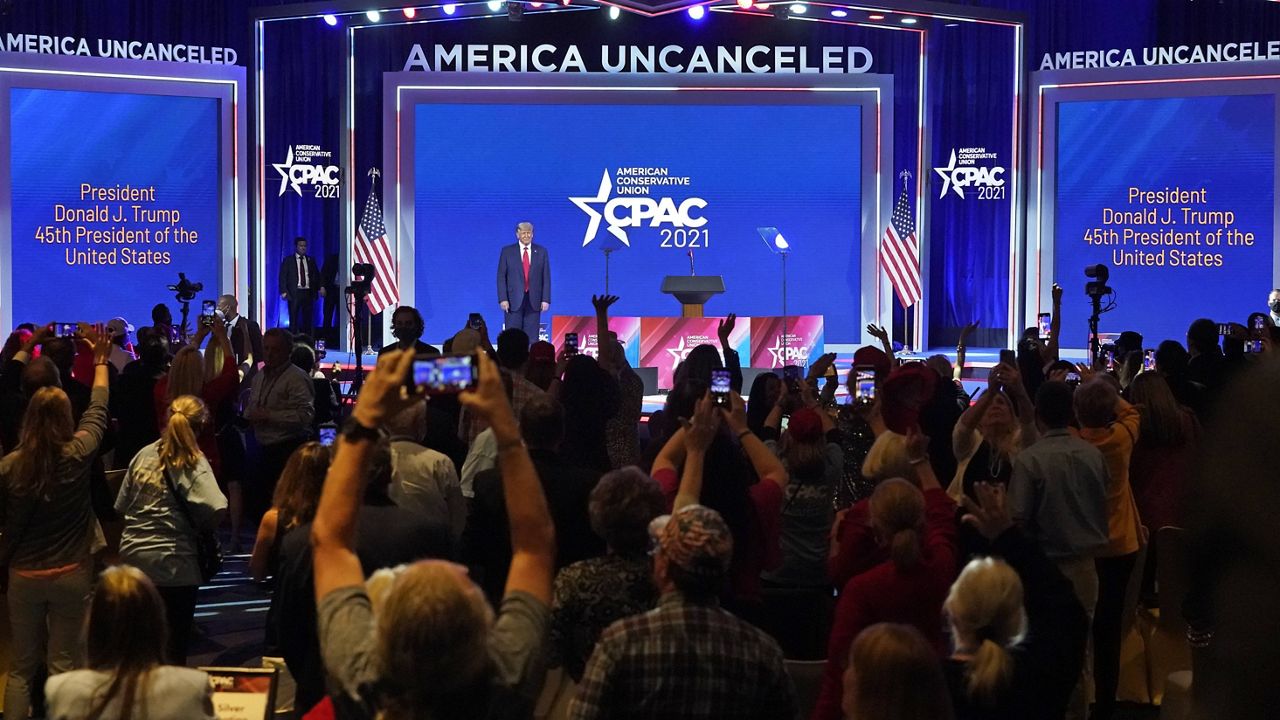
[378, 306, 440, 357]
[217, 294, 264, 384]
[278, 237, 324, 336]
[497, 221, 550, 341]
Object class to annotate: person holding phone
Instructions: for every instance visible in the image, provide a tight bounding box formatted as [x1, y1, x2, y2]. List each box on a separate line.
[378, 305, 439, 357]
[497, 221, 551, 340]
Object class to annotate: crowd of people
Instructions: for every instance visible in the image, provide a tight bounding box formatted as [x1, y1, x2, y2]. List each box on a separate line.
[0, 286, 1275, 719]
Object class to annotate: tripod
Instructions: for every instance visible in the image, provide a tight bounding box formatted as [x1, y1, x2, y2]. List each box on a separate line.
[346, 286, 372, 394]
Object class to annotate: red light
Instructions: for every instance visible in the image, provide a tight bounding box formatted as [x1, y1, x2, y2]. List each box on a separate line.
[736, 0, 753, 7]
[403, 7, 416, 17]
[868, 13, 885, 20]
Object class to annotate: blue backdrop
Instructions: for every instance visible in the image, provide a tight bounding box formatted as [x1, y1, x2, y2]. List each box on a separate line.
[9, 88, 222, 326]
[412, 100, 863, 343]
[1053, 93, 1275, 345]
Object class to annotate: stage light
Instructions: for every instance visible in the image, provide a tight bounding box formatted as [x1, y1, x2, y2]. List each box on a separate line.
[736, 0, 753, 8]
[531, 1, 542, 6]
[900, 16, 918, 24]
[322, 13, 338, 25]
[774, 234, 790, 251]
[830, 8, 847, 17]
[402, 7, 416, 17]
[789, 4, 806, 14]
[867, 13, 884, 20]
[561, 0, 571, 5]
[487, 0, 502, 10]
[608, 5, 620, 19]
[688, 5, 705, 19]
[443, 3, 457, 13]
[365, 9, 381, 21]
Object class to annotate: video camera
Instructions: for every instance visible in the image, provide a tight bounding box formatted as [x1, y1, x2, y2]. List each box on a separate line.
[167, 272, 204, 303]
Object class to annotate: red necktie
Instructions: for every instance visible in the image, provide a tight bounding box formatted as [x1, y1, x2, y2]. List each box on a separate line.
[522, 246, 530, 292]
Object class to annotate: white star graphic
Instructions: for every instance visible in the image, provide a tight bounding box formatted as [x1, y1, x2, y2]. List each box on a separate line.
[766, 337, 787, 368]
[934, 150, 963, 200]
[569, 170, 630, 247]
[272, 146, 302, 197]
[666, 337, 690, 370]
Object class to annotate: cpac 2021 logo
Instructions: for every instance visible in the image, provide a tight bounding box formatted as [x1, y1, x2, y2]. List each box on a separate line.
[933, 148, 1006, 200]
[569, 168, 708, 247]
[272, 145, 341, 199]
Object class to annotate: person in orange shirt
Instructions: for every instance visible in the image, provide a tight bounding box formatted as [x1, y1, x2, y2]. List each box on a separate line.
[1074, 378, 1142, 720]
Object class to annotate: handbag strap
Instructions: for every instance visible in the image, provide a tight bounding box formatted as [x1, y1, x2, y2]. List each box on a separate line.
[159, 463, 200, 531]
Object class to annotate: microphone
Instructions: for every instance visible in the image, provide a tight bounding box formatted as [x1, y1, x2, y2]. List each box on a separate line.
[688, 249, 695, 276]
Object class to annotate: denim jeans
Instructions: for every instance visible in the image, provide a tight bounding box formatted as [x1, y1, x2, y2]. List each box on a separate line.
[5, 563, 93, 720]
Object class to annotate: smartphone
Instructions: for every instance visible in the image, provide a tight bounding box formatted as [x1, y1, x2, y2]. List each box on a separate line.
[53, 322, 78, 338]
[407, 353, 476, 395]
[1105, 350, 1116, 372]
[1065, 371, 1081, 386]
[1143, 349, 1156, 372]
[315, 338, 326, 360]
[200, 299, 216, 327]
[1218, 322, 1230, 336]
[317, 423, 338, 447]
[782, 365, 803, 394]
[565, 333, 579, 354]
[468, 312, 483, 331]
[710, 369, 732, 407]
[854, 365, 877, 404]
[1037, 312, 1052, 339]
[999, 349, 1017, 367]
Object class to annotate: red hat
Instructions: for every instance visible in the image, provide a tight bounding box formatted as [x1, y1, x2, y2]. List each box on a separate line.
[880, 363, 938, 435]
[852, 346, 891, 379]
[529, 341, 556, 363]
[786, 407, 824, 443]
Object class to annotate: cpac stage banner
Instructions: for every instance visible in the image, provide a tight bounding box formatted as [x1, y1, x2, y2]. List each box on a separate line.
[748, 316, 825, 370]
[639, 317, 750, 390]
[550, 316, 642, 368]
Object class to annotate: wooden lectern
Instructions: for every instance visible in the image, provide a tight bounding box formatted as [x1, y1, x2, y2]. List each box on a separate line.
[661, 276, 725, 318]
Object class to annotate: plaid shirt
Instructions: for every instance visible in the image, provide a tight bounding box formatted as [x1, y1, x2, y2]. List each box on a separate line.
[569, 592, 796, 720]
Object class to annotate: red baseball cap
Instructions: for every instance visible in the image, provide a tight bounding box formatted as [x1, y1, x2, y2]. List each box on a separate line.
[880, 363, 938, 435]
[787, 407, 825, 443]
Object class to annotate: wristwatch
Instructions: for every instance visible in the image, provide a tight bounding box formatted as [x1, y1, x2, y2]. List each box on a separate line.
[340, 416, 384, 443]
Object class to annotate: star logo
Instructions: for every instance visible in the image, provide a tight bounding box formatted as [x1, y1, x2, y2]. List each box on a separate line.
[934, 150, 963, 199]
[766, 337, 787, 368]
[569, 170, 630, 247]
[666, 337, 692, 370]
[273, 146, 303, 197]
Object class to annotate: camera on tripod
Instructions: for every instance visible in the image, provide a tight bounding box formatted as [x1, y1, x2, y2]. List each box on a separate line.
[167, 272, 204, 303]
[345, 263, 375, 297]
[1085, 263, 1111, 299]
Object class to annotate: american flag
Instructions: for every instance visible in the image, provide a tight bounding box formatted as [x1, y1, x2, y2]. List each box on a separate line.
[354, 173, 399, 314]
[881, 171, 922, 308]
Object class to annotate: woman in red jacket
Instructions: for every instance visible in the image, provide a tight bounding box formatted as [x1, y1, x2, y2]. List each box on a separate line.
[811, 430, 958, 720]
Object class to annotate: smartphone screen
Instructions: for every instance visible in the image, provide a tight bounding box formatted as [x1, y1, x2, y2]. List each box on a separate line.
[1037, 312, 1051, 339]
[1143, 349, 1155, 371]
[318, 425, 337, 447]
[200, 299, 216, 327]
[710, 369, 731, 406]
[565, 333, 579, 353]
[408, 353, 476, 394]
[1065, 371, 1081, 385]
[468, 313, 483, 330]
[1246, 340, 1264, 353]
[54, 322, 78, 338]
[782, 365, 803, 393]
[1105, 350, 1116, 372]
[854, 366, 876, 403]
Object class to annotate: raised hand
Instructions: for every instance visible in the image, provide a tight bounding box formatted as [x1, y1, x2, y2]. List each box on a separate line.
[682, 391, 721, 455]
[721, 391, 749, 435]
[807, 352, 838, 381]
[959, 320, 980, 340]
[959, 481, 1013, 541]
[351, 349, 421, 428]
[718, 313, 737, 346]
[866, 324, 889, 342]
[592, 294, 619, 314]
[1051, 282, 1064, 304]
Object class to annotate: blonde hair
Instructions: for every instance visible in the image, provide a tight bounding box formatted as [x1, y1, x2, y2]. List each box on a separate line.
[165, 347, 207, 403]
[9, 386, 75, 499]
[845, 623, 954, 720]
[85, 565, 168, 720]
[158, 395, 209, 473]
[862, 431, 912, 481]
[945, 557, 1026, 701]
[869, 479, 925, 570]
[375, 561, 495, 718]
